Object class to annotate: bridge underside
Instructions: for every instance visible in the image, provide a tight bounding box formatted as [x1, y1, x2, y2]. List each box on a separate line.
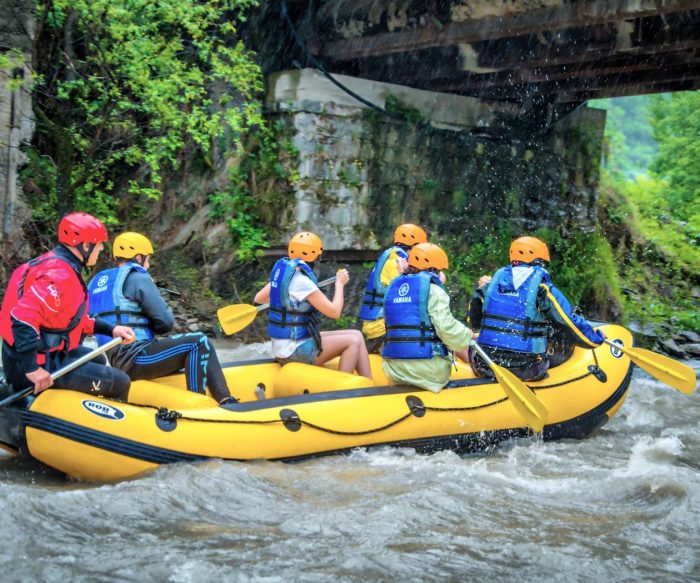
[281, 0, 700, 116]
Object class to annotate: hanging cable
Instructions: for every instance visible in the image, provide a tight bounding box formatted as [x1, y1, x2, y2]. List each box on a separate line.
[279, 0, 404, 121]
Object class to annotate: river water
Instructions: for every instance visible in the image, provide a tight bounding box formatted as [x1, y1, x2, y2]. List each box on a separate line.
[0, 341, 698, 582]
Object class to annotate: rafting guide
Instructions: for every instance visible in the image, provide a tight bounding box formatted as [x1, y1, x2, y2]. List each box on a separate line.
[0, 213, 135, 400]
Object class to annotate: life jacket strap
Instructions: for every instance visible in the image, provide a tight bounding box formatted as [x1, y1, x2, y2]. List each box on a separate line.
[385, 322, 440, 346]
[481, 311, 550, 338]
[362, 289, 385, 309]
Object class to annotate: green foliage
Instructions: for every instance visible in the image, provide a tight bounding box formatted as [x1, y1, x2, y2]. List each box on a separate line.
[27, 0, 263, 230]
[0, 49, 30, 90]
[594, 92, 700, 333]
[335, 314, 358, 329]
[601, 171, 699, 332]
[532, 228, 621, 310]
[384, 94, 425, 124]
[209, 120, 298, 261]
[590, 96, 658, 179]
[649, 91, 700, 241]
[337, 162, 363, 189]
[442, 226, 513, 295]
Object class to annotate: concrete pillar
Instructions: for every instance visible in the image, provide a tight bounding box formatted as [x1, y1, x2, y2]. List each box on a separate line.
[264, 68, 605, 249]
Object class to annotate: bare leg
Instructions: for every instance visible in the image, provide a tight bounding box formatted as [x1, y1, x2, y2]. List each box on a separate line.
[316, 330, 372, 380]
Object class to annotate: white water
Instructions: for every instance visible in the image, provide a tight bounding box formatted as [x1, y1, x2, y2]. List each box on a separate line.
[0, 344, 698, 582]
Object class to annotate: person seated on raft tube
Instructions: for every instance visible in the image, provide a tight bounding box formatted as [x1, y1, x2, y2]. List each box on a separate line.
[87, 232, 237, 406]
[381, 242, 473, 393]
[254, 231, 372, 380]
[467, 235, 605, 382]
[359, 223, 428, 354]
[0, 212, 134, 400]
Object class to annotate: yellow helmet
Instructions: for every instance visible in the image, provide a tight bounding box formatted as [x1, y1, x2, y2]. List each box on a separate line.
[288, 231, 323, 261]
[394, 223, 428, 247]
[509, 236, 550, 263]
[408, 242, 449, 271]
[113, 232, 154, 259]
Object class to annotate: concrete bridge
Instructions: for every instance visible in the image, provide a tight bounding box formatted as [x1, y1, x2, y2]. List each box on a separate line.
[279, 0, 700, 126]
[2, 0, 700, 259]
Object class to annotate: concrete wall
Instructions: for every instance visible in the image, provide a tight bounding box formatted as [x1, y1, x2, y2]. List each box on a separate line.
[265, 68, 605, 249]
[0, 0, 35, 244]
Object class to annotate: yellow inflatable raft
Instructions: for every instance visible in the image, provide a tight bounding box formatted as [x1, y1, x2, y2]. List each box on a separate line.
[1, 324, 633, 481]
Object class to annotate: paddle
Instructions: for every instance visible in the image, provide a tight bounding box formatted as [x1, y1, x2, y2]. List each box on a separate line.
[0, 337, 124, 409]
[603, 338, 696, 395]
[470, 342, 548, 432]
[217, 276, 337, 335]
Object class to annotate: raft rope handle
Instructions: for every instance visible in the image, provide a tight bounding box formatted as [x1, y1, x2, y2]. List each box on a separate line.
[526, 348, 600, 390]
[134, 350, 602, 435]
[132, 396, 514, 436]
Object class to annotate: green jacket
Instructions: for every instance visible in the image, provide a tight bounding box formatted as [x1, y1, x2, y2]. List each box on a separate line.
[382, 283, 472, 392]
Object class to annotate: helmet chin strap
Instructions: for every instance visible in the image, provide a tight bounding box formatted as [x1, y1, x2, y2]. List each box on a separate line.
[79, 242, 96, 266]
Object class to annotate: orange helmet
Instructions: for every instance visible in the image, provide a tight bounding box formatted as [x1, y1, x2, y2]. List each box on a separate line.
[393, 223, 428, 247]
[288, 231, 323, 262]
[408, 243, 449, 271]
[509, 236, 550, 263]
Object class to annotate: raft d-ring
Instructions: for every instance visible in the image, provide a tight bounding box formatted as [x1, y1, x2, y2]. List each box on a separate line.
[280, 408, 301, 432]
[588, 365, 608, 383]
[406, 396, 426, 418]
[155, 407, 181, 432]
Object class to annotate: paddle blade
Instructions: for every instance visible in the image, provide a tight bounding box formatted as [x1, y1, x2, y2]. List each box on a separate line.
[625, 346, 696, 394]
[217, 304, 259, 335]
[491, 363, 548, 432]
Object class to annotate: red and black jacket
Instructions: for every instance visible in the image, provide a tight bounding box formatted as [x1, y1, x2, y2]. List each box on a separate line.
[0, 246, 112, 373]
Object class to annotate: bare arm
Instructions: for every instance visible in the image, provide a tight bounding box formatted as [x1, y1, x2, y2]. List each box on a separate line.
[254, 282, 271, 304]
[306, 269, 349, 319]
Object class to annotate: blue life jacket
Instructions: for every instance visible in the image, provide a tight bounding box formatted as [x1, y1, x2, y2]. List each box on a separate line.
[88, 263, 154, 346]
[359, 246, 406, 321]
[268, 258, 320, 343]
[382, 271, 448, 360]
[477, 264, 550, 354]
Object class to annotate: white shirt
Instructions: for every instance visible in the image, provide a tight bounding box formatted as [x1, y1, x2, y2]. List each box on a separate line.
[271, 271, 320, 358]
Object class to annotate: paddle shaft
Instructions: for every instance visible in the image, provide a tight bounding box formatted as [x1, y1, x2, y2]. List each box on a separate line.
[256, 276, 337, 312]
[470, 342, 495, 367]
[0, 337, 123, 408]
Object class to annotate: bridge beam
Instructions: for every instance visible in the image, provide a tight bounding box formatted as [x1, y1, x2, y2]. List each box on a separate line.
[316, 0, 700, 61]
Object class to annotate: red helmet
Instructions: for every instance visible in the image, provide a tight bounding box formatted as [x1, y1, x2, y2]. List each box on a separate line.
[58, 212, 108, 246]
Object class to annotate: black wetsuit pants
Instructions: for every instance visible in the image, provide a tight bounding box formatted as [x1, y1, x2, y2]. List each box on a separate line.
[124, 334, 231, 402]
[2, 342, 131, 400]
